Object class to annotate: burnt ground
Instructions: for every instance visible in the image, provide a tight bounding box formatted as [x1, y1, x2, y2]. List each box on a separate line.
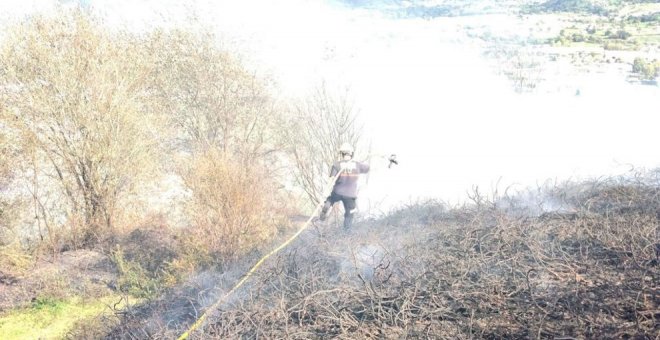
[5, 178, 659, 339]
[102, 181, 659, 339]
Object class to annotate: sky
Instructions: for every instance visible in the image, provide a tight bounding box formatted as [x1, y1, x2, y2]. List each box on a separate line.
[2, 0, 659, 212]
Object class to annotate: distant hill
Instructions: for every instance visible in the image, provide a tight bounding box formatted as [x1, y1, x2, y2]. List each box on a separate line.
[527, 0, 609, 15]
[526, 0, 659, 15]
[334, 0, 522, 18]
[334, 0, 659, 18]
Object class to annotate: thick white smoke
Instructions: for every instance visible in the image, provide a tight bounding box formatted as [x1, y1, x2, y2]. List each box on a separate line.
[5, 0, 658, 213]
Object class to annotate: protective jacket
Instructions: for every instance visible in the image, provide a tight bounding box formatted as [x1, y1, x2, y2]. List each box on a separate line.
[330, 160, 370, 198]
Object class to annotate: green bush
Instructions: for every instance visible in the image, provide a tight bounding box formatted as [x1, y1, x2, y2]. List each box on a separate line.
[604, 40, 638, 50]
[586, 35, 602, 43]
[31, 296, 63, 311]
[110, 245, 160, 299]
[571, 33, 586, 42]
[632, 57, 660, 80]
[527, 0, 609, 15]
[611, 30, 632, 40]
[627, 12, 660, 23]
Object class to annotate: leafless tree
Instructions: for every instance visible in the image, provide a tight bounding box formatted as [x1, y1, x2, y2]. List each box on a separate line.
[0, 10, 161, 246]
[283, 83, 363, 206]
[147, 29, 281, 165]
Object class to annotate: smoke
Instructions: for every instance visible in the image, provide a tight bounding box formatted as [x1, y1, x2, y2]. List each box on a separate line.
[13, 0, 658, 211]
[4, 2, 658, 336]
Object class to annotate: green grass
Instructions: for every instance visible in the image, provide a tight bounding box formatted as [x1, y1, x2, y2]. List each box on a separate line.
[0, 295, 128, 340]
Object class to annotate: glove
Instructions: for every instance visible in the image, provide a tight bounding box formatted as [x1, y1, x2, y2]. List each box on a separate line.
[388, 154, 398, 168]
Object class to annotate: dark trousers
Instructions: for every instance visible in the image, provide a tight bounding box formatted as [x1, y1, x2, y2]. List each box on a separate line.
[322, 192, 357, 229]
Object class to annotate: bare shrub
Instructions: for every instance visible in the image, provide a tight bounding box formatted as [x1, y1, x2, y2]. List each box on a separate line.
[178, 174, 657, 339]
[486, 46, 544, 93]
[99, 171, 659, 339]
[0, 242, 32, 282]
[182, 148, 283, 266]
[506, 49, 544, 93]
[539, 171, 660, 217]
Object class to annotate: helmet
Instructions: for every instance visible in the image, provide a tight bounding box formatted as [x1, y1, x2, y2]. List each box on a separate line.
[339, 142, 354, 155]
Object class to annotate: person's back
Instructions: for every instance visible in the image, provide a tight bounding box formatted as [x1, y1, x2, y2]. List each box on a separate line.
[320, 143, 369, 230]
[330, 159, 370, 198]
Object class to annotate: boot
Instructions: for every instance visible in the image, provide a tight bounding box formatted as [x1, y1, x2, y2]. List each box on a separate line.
[343, 214, 354, 230]
[319, 201, 331, 221]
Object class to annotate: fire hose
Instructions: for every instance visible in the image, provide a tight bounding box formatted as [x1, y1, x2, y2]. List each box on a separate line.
[177, 155, 397, 339]
[177, 170, 344, 339]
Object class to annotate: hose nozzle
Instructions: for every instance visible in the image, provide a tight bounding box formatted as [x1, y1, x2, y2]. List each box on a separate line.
[388, 154, 398, 168]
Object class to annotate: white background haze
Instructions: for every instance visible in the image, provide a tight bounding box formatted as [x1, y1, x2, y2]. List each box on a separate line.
[3, 0, 659, 214]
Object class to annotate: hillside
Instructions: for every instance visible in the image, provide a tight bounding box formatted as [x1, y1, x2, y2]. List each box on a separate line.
[1, 2, 659, 339]
[65, 173, 659, 339]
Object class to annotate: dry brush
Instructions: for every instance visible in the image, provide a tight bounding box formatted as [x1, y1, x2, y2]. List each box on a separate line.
[119, 174, 658, 339]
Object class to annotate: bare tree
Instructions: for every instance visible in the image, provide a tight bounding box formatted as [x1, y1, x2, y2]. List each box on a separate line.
[147, 29, 281, 165]
[486, 45, 544, 93]
[0, 10, 161, 245]
[506, 48, 543, 93]
[284, 83, 363, 205]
